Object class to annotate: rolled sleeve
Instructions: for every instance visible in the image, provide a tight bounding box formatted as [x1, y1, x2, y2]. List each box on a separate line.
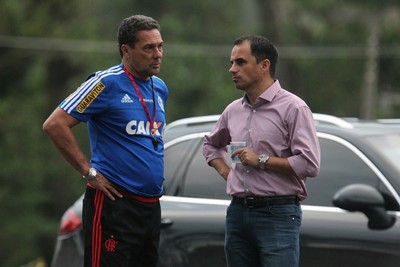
[203, 136, 228, 164]
[287, 107, 321, 179]
[203, 115, 231, 164]
[288, 153, 319, 179]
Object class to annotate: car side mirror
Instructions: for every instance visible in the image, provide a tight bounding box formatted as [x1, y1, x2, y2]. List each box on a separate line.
[332, 184, 396, 230]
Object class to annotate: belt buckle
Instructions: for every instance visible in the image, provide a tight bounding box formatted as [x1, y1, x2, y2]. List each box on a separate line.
[244, 196, 255, 208]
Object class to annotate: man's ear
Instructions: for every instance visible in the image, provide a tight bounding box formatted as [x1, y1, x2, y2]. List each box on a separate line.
[259, 59, 270, 76]
[262, 59, 270, 71]
[121, 44, 130, 56]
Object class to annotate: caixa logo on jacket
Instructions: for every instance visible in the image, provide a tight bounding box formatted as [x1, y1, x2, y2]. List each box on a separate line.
[125, 120, 163, 136]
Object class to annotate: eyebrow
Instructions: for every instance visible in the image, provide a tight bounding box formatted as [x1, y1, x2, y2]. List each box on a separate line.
[230, 57, 246, 63]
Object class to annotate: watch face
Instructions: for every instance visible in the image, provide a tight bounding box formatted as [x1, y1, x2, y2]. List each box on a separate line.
[259, 155, 269, 167]
[87, 168, 97, 179]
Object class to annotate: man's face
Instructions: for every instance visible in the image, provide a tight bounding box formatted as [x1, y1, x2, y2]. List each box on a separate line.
[124, 29, 163, 80]
[229, 41, 262, 90]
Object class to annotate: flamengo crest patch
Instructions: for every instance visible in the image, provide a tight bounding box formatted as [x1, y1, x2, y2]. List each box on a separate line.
[104, 236, 118, 252]
[76, 82, 106, 113]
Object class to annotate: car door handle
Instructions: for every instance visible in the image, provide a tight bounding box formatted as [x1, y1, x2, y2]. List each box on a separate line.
[161, 217, 173, 228]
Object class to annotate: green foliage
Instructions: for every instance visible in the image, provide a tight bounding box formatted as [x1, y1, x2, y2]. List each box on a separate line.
[1, 0, 400, 266]
[161, 55, 243, 121]
[0, 58, 56, 265]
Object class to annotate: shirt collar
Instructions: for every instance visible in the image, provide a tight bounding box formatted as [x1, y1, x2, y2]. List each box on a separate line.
[241, 80, 282, 106]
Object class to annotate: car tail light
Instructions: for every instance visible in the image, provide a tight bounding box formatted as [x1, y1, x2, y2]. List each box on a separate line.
[59, 207, 82, 236]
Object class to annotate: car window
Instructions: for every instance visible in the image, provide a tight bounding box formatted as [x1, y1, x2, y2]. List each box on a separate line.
[181, 137, 230, 200]
[164, 138, 198, 196]
[367, 134, 400, 174]
[165, 133, 398, 209]
[303, 136, 397, 209]
[164, 136, 228, 199]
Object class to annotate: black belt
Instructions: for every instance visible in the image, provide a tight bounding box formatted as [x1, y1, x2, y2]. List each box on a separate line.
[232, 195, 299, 208]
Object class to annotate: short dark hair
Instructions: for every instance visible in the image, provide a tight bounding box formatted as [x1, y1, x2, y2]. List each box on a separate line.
[234, 35, 279, 78]
[117, 15, 160, 57]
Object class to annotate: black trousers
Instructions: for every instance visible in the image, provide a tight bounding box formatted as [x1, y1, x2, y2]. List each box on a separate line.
[83, 186, 161, 267]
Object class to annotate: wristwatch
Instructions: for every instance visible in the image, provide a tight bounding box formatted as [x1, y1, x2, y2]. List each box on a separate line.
[258, 154, 270, 170]
[83, 167, 97, 181]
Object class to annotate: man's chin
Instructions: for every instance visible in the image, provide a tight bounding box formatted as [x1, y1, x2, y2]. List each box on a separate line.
[233, 83, 244, 90]
[151, 67, 161, 75]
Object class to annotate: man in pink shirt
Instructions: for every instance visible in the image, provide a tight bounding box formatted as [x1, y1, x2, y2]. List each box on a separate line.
[203, 35, 320, 267]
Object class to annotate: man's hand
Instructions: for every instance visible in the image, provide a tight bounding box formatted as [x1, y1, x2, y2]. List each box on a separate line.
[87, 172, 123, 200]
[232, 148, 296, 176]
[231, 147, 259, 168]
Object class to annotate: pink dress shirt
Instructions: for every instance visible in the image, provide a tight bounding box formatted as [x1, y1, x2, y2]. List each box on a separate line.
[203, 80, 320, 200]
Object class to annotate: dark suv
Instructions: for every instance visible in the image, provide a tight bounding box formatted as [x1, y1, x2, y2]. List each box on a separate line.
[51, 114, 400, 267]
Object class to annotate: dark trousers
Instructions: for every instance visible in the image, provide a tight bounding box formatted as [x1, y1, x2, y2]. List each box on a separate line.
[83, 186, 161, 267]
[225, 202, 301, 267]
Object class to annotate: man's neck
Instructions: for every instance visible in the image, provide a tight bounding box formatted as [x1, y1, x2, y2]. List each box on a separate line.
[245, 79, 275, 105]
[122, 59, 150, 80]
